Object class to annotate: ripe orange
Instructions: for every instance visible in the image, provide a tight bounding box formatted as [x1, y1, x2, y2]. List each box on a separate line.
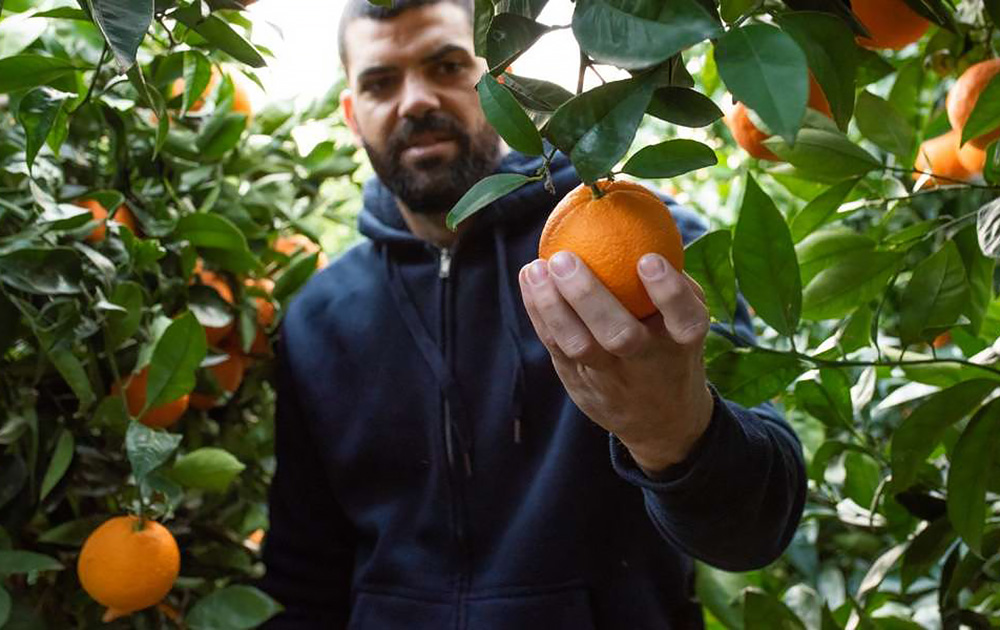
[913, 129, 977, 187]
[191, 261, 235, 346]
[946, 59, 1000, 149]
[852, 0, 930, 50]
[274, 234, 329, 269]
[189, 342, 246, 410]
[726, 75, 832, 162]
[957, 141, 986, 173]
[76, 199, 138, 242]
[111, 366, 189, 429]
[77, 515, 180, 622]
[170, 67, 252, 117]
[538, 180, 683, 319]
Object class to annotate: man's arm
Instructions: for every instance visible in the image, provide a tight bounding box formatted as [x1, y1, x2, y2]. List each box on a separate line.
[258, 336, 357, 628]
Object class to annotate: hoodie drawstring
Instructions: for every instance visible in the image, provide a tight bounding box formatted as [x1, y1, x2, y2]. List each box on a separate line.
[493, 227, 528, 445]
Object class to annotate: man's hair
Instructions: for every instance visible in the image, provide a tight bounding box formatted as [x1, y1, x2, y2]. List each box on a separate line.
[338, 0, 474, 73]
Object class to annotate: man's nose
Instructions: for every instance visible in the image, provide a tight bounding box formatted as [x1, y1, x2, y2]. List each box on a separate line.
[397, 74, 441, 120]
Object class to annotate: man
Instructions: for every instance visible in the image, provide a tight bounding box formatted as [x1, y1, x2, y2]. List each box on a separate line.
[259, 0, 807, 627]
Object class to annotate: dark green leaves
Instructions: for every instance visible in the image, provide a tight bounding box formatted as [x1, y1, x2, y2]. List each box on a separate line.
[715, 25, 809, 144]
[0, 551, 64, 575]
[171, 448, 245, 493]
[39, 429, 73, 501]
[181, 50, 213, 115]
[16, 87, 75, 171]
[682, 230, 737, 323]
[789, 178, 859, 243]
[855, 91, 915, 158]
[801, 249, 900, 320]
[174, 213, 258, 273]
[477, 74, 543, 155]
[948, 398, 1000, 555]
[89, 0, 153, 70]
[0, 248, 82, 295]
[572, 0, 721, 71]
[744, 588, 807, 629]
[898, 242, 968, 346]
[0, 55, 76, 94]
[733, 176, 801, 336]
[446, 173, 538, 229]
[622, 139, 717, 178]
[545, 77, 654, 183]
[707, 348, 805, 406]
[171, 4, 266, 68]
[272, 252, 319, 306]
[186, 585, 283, 630]
[485, 13, 548, 70]
[646, 87, 724, 128]
[764, 128, 881, 178]
[146, 312, 207, 410]
[960, 73, 1000, 147]
[126, 421, 182, 480]
[474, 0, 494, 57]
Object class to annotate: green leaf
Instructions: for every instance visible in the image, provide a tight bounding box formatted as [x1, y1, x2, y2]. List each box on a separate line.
[174, 213, 258, 274]
[446, 173, 537, 229]
[795, 228, 874, 286]
[898, 241, 968, 347]
[986, 0, 1000, 25]
[733, 176, 801, 336]
[273, 252, 319, 307]
[485, 13, 548, 70]
[983, 140, 999, 184]
[744, 588, 807, 630]
[39, 429, 73, 501]
[776, 12, 858, 131]
[947, 397, 1000, 555]
[0, 585, 9, 628]
[32, 7, 90, 19]
[545, 77, 655, 183]
[0, 10, 48, 57]
[125, 421, 183, 481]
[888, 59, 923, 121]
[0, 247, 82, 295]
[186, 585, 283, 630]
[706, 348, 805, 407]
[764, 128, 881, 178]
[794, 370, 853, 430]
[802, 250, 901, 320]
[621, 139, 717, 178]
[36, 515, 106, 546]
[474, 0, 494, 57]
[954, 225, 993, 335]
[198, 113, 248, 161]
[696, 561, 759, 629]
[855, 91, 915, 158]
[477, 73, 543, 155]
[496, 0, 548, 18]
[171, 5, 266, 68]
[843, 450, 880, 509]
[105, 281, 144, 350]
[89, 0, 153, 70]
[684, 230, 737, 324]
[715, 24, 808, 144]
[961, 73, 1000, 147]
[146, 311, 208, 409]
[571, 0, 722, 71]
[15, 87, 73, 172]
[900, 518, 956, 591]
[789, 178, 859, 243]
[720, 0, 756, 23]
[171, 447, 245, 492]
[0, 54, 77, 94]
[0, 551, 63, 575]
[890, 379, 996, 490]
[502, 73, 574, 114]
[857, 543, 907, 601]
[646, 86, 724, 127]
[181, 50, 212, 115]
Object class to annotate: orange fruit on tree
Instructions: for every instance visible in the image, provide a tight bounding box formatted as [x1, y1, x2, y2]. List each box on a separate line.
[76, 199, 138, 242]
[77, 515, 180, 622]
[244, 277, 275, 357]
[538, 180, 683, 319]
[273, 233, 329, 269]
[189, 341, 246, 410]
[170, 67, 253, 117]
[913, 129, 977, 188]
[111, 366, 189, 429]
[191, 260, 236, 346]
[852, 0, 930, 50]
[946, 59, 1000, 149]
[726, 75, 832, 162]
[957, 140, 987, 174]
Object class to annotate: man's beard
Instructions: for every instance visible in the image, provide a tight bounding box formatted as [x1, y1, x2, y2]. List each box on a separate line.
[363, 111, 501, 216]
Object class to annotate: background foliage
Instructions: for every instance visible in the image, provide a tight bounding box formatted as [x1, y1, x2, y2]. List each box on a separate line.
[2, 0, 1000, 628]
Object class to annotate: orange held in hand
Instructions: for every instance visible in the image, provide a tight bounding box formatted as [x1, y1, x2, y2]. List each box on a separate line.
[77, 515, 180, 622]
[111, 366, 189, 429]
[76, 199, 137, 242]
[538, 180, 683, 319]
[947, 59, 1000, 149]
[852, 0, 930, 50]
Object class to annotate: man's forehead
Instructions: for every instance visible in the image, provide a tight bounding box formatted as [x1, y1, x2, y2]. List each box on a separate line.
[342, 3, 474, 76]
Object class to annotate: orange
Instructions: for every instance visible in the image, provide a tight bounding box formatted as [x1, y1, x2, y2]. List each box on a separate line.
[726, 75, 832, 162]
[111, 366, 189, 429]
[77, 515, 180, 622]
[913, 129, 977, 188]
[274, 233, 329, 269]
[932, 331, 951, 349]
[191, 260, 235, 346]
[170, 67, 253, 117]
[946, 59, 1000, 149]
[957, 141, 987, 173]
[852, 0, 930, 50]
[77, 199, 138, 242]
[244, 278, 275, 357]
[189, 341, 246, 410]
[538, 180, 683, 319]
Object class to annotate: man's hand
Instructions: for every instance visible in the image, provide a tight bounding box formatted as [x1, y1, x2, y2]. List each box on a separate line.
[518, 250, 715, 476]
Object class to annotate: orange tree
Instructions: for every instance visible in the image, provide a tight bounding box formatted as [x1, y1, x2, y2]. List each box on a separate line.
[449, 0, 1000, 627]
[0, 0, 360, 626]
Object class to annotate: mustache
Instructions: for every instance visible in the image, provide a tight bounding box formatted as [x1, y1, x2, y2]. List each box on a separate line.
[387, 113, 469, 156]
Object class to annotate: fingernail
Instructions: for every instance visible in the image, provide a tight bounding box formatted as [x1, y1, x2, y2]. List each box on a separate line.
[549, 251, 577, 279]
[639, 254, 666, 280]
[528, 260, 549, 286]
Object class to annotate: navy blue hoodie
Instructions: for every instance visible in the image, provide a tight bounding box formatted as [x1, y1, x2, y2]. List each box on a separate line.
[259, 150, 806, 629]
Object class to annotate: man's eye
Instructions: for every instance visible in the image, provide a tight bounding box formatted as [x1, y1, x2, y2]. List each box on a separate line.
[363, 77, 394, 94]
[435, 61, 464, 76]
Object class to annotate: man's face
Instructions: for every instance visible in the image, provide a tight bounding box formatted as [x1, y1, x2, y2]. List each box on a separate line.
[340, 3, 502, 215]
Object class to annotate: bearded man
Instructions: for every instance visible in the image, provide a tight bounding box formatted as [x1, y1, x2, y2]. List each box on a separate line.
[258, 1, 807, 627]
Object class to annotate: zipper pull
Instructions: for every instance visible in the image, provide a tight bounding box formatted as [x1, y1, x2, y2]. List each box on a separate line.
[438, 247, 452, 279]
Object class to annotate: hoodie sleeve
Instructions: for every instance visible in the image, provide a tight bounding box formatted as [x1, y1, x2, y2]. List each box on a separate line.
[608, 298, 807, 572]
[258, 335, 356, 629]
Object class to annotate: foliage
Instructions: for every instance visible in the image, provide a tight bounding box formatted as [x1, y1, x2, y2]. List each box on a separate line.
[0, 0, 360, 626]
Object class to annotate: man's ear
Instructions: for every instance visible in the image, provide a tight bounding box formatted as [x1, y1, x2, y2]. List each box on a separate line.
[340, 89, 362, 143]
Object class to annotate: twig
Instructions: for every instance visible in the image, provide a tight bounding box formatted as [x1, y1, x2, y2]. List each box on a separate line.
[892, 165, 1000, 190]
[793, 350, 1000, 378]
[576, 49, 588, 95]
[70, 44, 109, 114]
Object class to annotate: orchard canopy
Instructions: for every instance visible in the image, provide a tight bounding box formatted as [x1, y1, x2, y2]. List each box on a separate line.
[1, 0, 1000, 628]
